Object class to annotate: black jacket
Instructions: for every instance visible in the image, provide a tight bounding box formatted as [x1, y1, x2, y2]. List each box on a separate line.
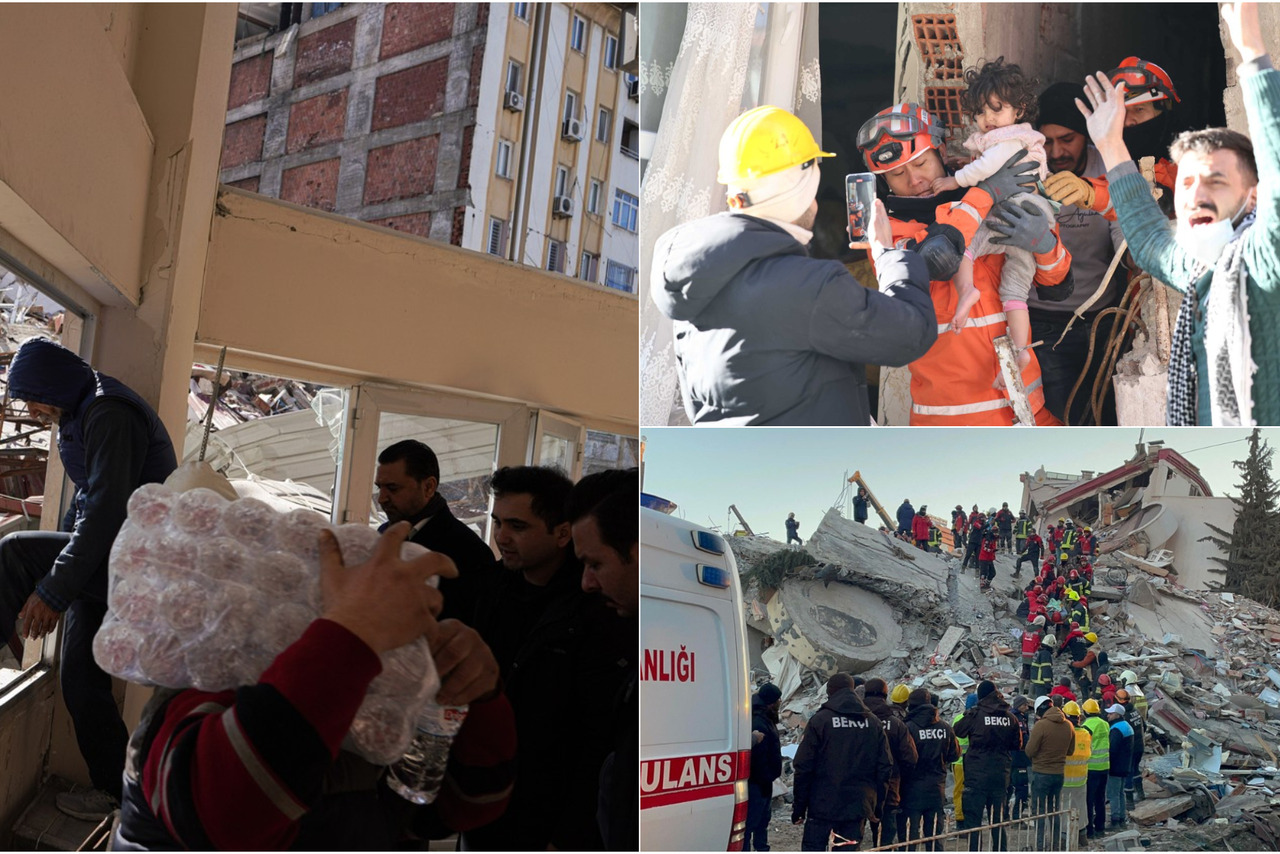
[750, 695, 783, 790]
[792, 689, 893, 823]
[901, 704, 959, 811]
[897, 502, 915, 532]
[389, 492, 498, 625]
[651, 213, 936, 425]
[953, 693, 1022, 791]
[1011, 709, 1031, 769]
[466, 557, 631, 851]
[854, 495, 869, 523]
[863, 695, 918, 810]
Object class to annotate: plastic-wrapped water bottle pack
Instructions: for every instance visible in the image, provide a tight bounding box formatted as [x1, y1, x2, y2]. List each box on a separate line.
[93, 482, 439, 764]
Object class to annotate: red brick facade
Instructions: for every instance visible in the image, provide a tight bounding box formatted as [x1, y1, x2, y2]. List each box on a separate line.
[222, 114, 267, 169]
[368, 211, 434, 238]
[364, 135, 440, 205]
[228, 52, 272, 110]
[226, 176, 261, 193]
[380, 3, 455, 60]
[287, 90, 349, 154]
[370, 58, 450, 132]
[281, 158, 341, 211]
[293, 17, 356, 86]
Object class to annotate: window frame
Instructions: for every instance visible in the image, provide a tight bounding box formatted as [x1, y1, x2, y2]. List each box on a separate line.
[571, 15, 587, 52]
[603, 34, 619, 70]
[506, 60, 524, 94]
[580, 251, 599, 283]
[596, 107, 612, 143]
[587, 179, 602, 214]
[611, 188, 639, 233]
[564, 89, 579, 123]
[495, 139, 513, 179]
[604, 259, 637, 292]
[487, 216, 507, 256]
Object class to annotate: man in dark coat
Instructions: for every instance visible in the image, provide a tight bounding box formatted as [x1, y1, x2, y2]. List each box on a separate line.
[954, 680, 1023, 851]
[374, 439, 498, 624]
[864, 678, 920, 846]
[747, 683, 784, 851]
[854, 489, 870, 524]
[792, 672, 894, 851]
[896, 500, 915, 537]
[901, 688, 960, 850]
[962, 517, 984, 574]
[0, 338, 176, 820]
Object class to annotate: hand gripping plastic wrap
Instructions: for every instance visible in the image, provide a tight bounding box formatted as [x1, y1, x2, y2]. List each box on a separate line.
[93, 482, 440, 765]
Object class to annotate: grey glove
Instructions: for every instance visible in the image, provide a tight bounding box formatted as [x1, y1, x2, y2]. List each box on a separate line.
[987, 199, 1057, 254]
[974, 149, 1039, 206]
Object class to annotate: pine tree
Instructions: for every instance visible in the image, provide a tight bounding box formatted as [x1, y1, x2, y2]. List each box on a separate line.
[1201, 429, 1280, 608]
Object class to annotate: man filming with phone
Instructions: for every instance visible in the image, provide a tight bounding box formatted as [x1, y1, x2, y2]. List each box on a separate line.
[649, 105, 937, 426]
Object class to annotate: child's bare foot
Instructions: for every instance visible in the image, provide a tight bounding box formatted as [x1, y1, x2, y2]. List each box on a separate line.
[952, 282, 981, 333]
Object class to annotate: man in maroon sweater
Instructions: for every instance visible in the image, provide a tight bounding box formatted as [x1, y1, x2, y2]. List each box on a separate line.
[112, 522, 515, 850]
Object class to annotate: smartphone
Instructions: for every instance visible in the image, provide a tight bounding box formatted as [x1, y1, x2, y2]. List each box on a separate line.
[845, 172, 877, 242]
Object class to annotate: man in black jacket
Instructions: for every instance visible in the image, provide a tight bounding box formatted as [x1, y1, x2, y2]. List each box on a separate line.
[466, 466, 630, 851]
[962, 519, 984, 574]
[792, 672, 893, 851]
[747, 683, 784, 851]
[0, 339, 176, 820]
[954, 680, 1024, 851]
[863, 677, 919, 846]
[374, 440, 497, 623]
[901, 688, 960, 850]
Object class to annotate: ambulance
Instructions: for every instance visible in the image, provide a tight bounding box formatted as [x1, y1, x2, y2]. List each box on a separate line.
[640, 503, 752, 850]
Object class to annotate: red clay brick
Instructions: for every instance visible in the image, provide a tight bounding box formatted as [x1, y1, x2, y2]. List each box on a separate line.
[467, 44, 484, 108]
[475, 4, 489, 28]
[228, 53, 272, 110]
[294, 17, 356, 86]
[226, 176, 261, 192]
[457, 124, 474, 190]
[364, 135, 440, 205]
[280, 158, 341, 212]
[380, 3, 455, 60]
[368, 211, 433, 238]
[221, 114, 268, 170]
[287, 89, 349, 154]
[370, 58, 450, 132]
[451, 207, 465, 246]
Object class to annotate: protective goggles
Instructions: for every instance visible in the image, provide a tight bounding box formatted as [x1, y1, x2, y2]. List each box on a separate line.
[1109, 63, 1180, 107]
[856, 111, 930, 151]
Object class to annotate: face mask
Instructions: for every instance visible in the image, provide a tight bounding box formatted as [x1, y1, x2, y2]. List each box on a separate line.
[1176, 194, 1252, 267]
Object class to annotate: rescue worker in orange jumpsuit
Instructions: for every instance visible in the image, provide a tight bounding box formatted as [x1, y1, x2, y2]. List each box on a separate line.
[856, 104, 1075, 426]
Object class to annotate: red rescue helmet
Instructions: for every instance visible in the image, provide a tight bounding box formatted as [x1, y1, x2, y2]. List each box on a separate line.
[1037, 594, 1049, 604]
[1110, 57, 1180, 110]
[1070, 621, 1080, 630]
[1069, 570, 1080, 579]
[1098, 673, 1112, 686]
[857, 103, 946, 174]
[1033, 585, 1043, 594]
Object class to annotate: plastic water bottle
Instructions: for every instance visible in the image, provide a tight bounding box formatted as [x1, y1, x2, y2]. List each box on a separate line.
[387, 701, 469, 804]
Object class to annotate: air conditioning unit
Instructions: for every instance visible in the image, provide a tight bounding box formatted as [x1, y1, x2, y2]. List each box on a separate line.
[552, 196, 575, 217]
[627, 76, 639, 100]
[562, 118, 584, 141]
[503, 90, 525, 112]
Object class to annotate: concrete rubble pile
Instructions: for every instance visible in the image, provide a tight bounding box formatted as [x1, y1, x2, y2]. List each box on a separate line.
[735, 507, 1280, 851]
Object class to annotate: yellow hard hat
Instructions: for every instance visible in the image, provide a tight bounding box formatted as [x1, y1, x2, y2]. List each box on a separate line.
[1083, 698, 1101, 714]
[717, 106, 835, 186]
[1085, 632, 1098, 643]
[891, 684, 911, 704]
[1063, 700, 1081, 716]
[1066, 588, 1080, 601]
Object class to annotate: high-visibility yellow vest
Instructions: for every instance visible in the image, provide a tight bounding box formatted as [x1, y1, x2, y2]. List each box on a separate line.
[1016, 519, 1032, 538]
[1030, 656, 1054, 689]
[1064, 725, 1092, 788]
[952, 711, 968, 765]
[929, 528, 942, 548]
[1083, 715, 1110, 771]
[1131, 685, 1148, 721]
[1061, 530, 1078, 552]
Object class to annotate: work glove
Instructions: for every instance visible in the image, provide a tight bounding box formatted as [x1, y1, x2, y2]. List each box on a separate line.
[987, 200, 1058, 255]
[792, 807, 807, 825]
[975, 148, 1039, 206]
[1043, 171, 1096, 209]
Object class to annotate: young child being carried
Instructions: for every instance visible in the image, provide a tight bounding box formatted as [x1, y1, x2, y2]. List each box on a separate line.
[931, 57, 1053, 368]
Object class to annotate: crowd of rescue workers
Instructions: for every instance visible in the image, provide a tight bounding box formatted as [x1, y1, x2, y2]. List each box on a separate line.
[752, 502, 1145, 851]
[651, 2, 1277, 430]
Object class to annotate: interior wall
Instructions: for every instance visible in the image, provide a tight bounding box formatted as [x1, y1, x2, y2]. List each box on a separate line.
[200, 188, 639, 429]
[1161, 496, 1237, 591]
[0, 674, 57, 847]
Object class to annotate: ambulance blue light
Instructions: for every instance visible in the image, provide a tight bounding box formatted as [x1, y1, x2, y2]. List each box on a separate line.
[697, 564, 732, 589]
[692, 530, 726, 555]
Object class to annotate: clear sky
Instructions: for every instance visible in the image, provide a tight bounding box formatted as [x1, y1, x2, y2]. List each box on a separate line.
[640, 427, 1280, 538]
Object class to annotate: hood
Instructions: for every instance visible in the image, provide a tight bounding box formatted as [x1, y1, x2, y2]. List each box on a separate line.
[906, 703, 937, 726]
[6, 338, 97, 411]
[1038, 706, 1067, 724]
[752, 694, 780, 722]
[863, 694, 896, 719]
[977, 692, 1010, 714]
[650, 213, 805, 323]
[824, 688, 872, 718]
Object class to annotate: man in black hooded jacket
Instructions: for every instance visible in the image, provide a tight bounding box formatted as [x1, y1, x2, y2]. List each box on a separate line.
[954, 680, 1023, 851]
[792, 672, 893, 851]
[747, 683, 784, 851]
[863, 677, 919, 847]
[901, 688, 960, 851]
[0, 338, 176, 820]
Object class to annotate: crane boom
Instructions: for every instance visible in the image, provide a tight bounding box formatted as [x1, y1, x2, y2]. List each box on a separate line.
[848, 470, 895, 530]
[728, 504, 754, 536]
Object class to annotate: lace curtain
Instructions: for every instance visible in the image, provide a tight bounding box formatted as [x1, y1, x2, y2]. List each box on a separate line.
[639, 3, 823, 426]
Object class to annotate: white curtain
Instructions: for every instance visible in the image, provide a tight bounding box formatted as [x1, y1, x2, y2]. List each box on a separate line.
[639, 3, 824, 426]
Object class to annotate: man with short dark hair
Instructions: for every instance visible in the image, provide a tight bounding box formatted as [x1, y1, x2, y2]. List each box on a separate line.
[792, 673, 894, 851]
[953, 680, 1023, 851]
[374, 439, 496, 622]
[1080, 2, 1280, 425]
[568, 467, 639, 851]
[466, 467, 630, 851]
[747, 683, 784, 851]
[863, 677, 919, 847]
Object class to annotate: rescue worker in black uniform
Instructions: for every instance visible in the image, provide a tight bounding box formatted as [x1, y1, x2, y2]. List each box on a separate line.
[953, 680, 1023, 851]
[1014, 511, 1033, 557]
[900, 688, 960, 851]
[1031, 634, 1057, 699]
[864, 678, 920, 847]
[792, 672, 894, 851]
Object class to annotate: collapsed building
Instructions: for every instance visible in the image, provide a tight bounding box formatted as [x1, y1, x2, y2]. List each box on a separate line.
[735, 455, 1280, 850]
